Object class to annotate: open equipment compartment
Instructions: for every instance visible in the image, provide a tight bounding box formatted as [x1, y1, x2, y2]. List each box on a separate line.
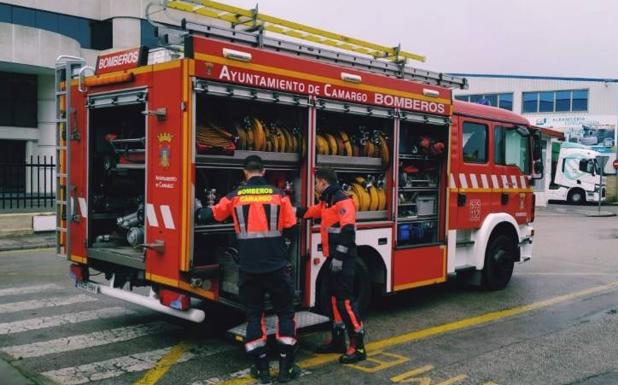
[396, 120, 449, 248]
[87, 91, 148, 275]
[192, 84, 307, 303]
[314, 102, 394, 221]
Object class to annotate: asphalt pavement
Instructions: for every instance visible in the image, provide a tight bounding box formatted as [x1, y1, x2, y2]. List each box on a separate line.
[1, 204, 618, 385]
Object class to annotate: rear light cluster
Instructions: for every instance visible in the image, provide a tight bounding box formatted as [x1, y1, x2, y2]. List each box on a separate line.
[159, 288, 189, 310]
[70, 264, 88, 283]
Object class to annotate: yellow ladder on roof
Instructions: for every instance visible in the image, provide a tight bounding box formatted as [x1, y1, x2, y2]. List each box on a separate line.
[164, 0, 425, 63]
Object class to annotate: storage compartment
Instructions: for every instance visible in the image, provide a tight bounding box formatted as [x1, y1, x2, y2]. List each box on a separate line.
[397, 220, 438, 246]
[194, 93, 307, 158]
[396, 121, 447, 247]
[315, 110, 392, 169]
[87, 102, 147, 261]
[315, 109, 393, 221]
[192, 90, 306, 301]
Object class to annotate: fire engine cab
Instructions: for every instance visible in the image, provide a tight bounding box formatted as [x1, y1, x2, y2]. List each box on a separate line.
[56, 1, 542, 333]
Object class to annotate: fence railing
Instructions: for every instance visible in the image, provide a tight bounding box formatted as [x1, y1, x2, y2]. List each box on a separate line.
[0, 156, 55, 211]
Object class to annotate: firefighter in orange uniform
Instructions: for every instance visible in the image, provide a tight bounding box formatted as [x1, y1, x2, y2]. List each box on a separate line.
[297, 168, 366, 364]
[196, 155, 300, 383]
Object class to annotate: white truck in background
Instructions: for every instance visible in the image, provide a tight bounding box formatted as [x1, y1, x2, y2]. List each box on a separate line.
[547, 142, 612, 204]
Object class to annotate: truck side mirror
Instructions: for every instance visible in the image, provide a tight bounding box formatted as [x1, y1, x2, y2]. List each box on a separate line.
[530, 130, 544, 179]
[532, 130, 542, 160]
[533, 160, 543, 175]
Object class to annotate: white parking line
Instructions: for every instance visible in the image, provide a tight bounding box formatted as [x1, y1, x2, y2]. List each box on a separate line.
[42, 344, 232, 385]
[0, 294, 96, 314]
[1, 321, 172, 359]
[0, 284, 61, 297]
[0, 307, 136, 335]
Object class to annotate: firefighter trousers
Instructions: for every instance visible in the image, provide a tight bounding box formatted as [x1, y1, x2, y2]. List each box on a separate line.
[325, 257, 363, 334]
[239, 266, 297, 353]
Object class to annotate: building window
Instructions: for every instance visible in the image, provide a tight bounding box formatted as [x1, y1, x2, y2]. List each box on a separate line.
[141, 20, 158, 48]
[0, 71, 37, 128]
[555, 90, 571, 112]
[0, 4, 112, 50]
[521, 89, 588, 113]
[539, 91, 554, 112]
[0, 140, 26, 193]
[498, 93, 513, 110]
[572, 89, 589, 111]
[454, 93, 514, 111]
[522, 92, 538, 113]
[462, 122, 488, 163]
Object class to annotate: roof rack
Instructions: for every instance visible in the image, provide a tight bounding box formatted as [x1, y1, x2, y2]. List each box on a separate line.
[162, 0, 468, 89]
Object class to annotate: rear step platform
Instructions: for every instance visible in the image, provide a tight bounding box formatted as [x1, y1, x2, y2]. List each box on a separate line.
[228, 311, 329, 343]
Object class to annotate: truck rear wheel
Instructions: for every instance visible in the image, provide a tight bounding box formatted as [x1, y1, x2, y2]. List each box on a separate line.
[317, 258, 371, 318]
[567, 188, 586, 204]
[482, 234, 516, 290]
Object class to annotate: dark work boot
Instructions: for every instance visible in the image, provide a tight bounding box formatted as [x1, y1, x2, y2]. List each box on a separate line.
[339, 331, 367, 364]
[315, 325, 346, 354]
[277, 343, 300, 383]
[249, 350, 272, 384]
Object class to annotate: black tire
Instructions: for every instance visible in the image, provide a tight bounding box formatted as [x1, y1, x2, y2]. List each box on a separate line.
[482, 234, 516, 291]
[567, 188, 586, 205]
[317, 258, 371, 318]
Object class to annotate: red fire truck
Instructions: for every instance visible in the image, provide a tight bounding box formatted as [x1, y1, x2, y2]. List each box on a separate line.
[56, 2, 542, 332]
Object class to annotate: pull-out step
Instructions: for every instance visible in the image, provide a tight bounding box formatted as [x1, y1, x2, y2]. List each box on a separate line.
[228, 311, 329, 343]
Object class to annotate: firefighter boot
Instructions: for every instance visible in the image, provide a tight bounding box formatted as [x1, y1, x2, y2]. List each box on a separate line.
[339, 331, 367, 364]
[277, 343, 301, 383]
[315, 324, 346, 354]
[249, 349, 272, 384]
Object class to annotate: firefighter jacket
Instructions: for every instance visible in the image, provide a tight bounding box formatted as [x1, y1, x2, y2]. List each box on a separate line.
[303, 184, 357, 259]
[208, 176, 297, 273]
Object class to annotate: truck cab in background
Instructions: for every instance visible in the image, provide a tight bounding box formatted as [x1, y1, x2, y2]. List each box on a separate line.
[547, 142, 606, 204]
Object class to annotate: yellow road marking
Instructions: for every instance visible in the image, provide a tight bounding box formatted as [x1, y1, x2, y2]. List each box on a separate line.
[367, 280, 618, 352]
[212, 280, 618, 385]
[132, 341, 189, 385]
[348, 351, 409, 373]
[217, 378, 255, 385]
[391, 365, 434, 383]
[436, 375, 468, 385]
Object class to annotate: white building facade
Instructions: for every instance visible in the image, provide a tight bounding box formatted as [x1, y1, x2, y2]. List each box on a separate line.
[0, 1, 209, 203]
[452, 74, 618, 147]
[452, 74, 618, 205]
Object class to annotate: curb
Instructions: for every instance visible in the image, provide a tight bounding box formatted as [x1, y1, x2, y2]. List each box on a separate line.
[583, 212, 618, 217]
[0, 358, 37, 385]
[0, 239, 56, 253]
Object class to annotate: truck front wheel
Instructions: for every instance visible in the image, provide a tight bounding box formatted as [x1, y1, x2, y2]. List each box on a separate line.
[482, 234, 516, 290]
[567, 188, 586, 204]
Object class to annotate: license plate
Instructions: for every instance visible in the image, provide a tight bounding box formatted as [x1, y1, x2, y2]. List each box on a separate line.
[76, 281, 100, 294]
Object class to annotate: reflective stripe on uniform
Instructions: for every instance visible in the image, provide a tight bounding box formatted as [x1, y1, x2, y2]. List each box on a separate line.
[235, 206, 247, 234]
[327, 227, 342, 234]
[269, 203, 279, 231]
[237, 230, 282, 240]
[276, 336, 297, 346]
[244, 338, 267, 352]
[335, 245, 348, 254]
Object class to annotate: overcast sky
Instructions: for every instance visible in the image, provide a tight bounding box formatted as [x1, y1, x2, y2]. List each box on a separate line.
[220, 0, 618, 79]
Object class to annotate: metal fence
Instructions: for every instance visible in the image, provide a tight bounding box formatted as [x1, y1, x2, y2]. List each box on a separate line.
[0, 156, 55, 211]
